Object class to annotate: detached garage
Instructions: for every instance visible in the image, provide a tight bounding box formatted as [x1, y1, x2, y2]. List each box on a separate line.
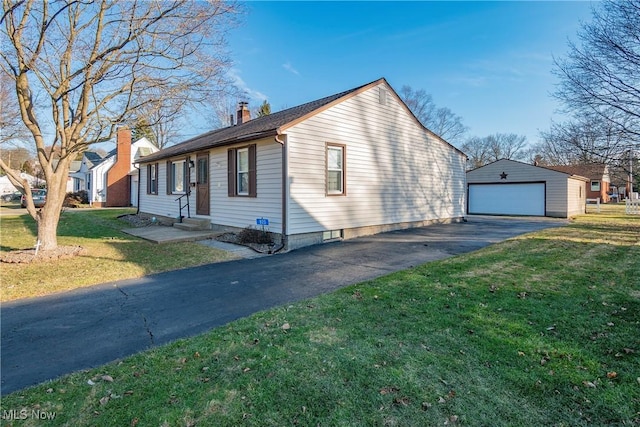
[466, 159, 588, 218]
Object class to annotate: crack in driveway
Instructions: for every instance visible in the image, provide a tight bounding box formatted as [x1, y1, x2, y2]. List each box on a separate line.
[142, 314, 154, 345]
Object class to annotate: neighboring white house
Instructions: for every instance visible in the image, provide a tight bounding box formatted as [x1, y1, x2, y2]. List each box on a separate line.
[0, 172, 39, 195]
[137, 78, 468, 250]
[466, 159, 588, 218]
[71, 129, 158, 207]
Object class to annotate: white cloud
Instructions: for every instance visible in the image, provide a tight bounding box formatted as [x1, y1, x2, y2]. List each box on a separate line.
[282, 61, 300, 76]
[228, 68, 268, 102]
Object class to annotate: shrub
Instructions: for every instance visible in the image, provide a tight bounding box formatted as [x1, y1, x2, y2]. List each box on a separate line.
[238, 226, 273, 244]
[64, 190, 89, 207]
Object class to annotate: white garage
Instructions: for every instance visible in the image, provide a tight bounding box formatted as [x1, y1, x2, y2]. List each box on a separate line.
[468, 182, 545, 216]
[466, 159, 588, 218]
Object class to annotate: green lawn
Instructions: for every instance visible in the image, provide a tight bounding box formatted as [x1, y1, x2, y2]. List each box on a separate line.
[0, 208, 237, 301]
[1, 206, 639, 426]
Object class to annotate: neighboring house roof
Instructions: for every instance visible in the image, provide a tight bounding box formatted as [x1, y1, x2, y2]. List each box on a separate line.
[83, 151, 105, 168]
[134, 146, 154, 160]
[546, 164, 609, 181]
[141, 78, 465, 163]
[69, 160, 82, 173]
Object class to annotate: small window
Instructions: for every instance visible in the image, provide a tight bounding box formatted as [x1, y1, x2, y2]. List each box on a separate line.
[167, 160, 186, 194]
[237, 148, 249, 195]
[197, 157, 208, 184]
[323, 230, 342, 241]
[326, 144, 345, 195]
[228, 145, 256, 197]
[591, 181, 600, 192]
[147, 163, 158, 195]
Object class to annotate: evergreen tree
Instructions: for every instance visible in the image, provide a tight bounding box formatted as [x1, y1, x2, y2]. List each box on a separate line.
[257, 100, 271, 117]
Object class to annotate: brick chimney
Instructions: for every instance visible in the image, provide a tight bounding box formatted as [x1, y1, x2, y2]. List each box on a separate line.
[106, 127, 132, 207]
[237, 102, 250, 125]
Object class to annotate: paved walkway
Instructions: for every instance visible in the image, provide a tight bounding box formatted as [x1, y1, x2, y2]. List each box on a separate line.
[121, 224, 268, 258]
[198, 239, 267, 259]
[1, 216, 567, 394]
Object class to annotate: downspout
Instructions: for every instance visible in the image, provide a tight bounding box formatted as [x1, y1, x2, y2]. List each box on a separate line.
[134, 163, 141, 215]
[274, 132, 287, 253]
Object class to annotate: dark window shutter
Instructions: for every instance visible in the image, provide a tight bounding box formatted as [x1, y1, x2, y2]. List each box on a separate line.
[248, 144, 257, 197]
[228, 149, 236, 197]
[166, 161, 172, 194]
[184, 157, 189, 194]
[146, 165, 151, 194]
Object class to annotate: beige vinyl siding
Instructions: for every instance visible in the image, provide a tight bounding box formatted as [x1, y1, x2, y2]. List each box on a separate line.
[567, 178, 586, 217]
[139, 160, 177, 219]
[210, 138, 283, 233]
[139, 139, 283, 232]
[466, 159, 577, 218]
[285, 82, 466, 235]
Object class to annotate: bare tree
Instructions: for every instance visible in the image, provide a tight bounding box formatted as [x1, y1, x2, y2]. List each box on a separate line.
[399, 85, 468, 145]
[0, 146, 32, 172]
[0, 69, 29, 145]
[205, 85, 248, 129]
[537, 118, 624, 166]
[461, 133, 528, 169]
[460, 136, 490, 169]
[553, 0, 640, 156]
[0, 0, 240, 251]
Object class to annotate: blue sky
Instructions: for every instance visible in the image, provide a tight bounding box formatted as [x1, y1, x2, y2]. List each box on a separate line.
[205, 1, 595, 148]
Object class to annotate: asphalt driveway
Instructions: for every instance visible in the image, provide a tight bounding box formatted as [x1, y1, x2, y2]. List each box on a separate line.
[1, 216, 567, 394]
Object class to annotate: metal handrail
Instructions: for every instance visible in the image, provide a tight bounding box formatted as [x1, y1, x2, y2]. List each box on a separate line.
[174, 191, 191, 222]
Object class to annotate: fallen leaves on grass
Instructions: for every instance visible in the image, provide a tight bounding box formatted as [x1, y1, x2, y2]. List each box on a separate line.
[0, 246, 86, 263]
[393, 396, 410, 406]
[379, 387, 399, 395]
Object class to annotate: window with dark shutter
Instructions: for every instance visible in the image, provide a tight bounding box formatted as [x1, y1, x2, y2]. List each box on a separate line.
[167, 159, 187, 194]
[228, 145, 257, 197]
[147, 163, 158, 195]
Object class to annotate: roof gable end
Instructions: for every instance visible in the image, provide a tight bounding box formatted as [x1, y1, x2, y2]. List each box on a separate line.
[140, 78, 465, 163]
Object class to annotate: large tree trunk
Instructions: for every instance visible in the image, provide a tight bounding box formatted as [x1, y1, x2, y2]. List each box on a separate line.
[36, 206, 62, 251]
[33, 160, 70, 251]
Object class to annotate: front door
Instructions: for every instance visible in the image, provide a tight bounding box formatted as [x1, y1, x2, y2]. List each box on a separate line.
[196, 153, 209, 216]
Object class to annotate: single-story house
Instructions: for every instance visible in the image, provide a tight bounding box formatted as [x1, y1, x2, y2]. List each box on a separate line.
[138, 78, 468, 251]
[71, 128, 158, 207]
[545, 163, 613, 203]
[466, 159, 588, 218]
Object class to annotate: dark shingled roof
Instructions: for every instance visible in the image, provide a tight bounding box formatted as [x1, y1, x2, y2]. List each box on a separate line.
[546, 164, 607, 180]
[140, 79, 385, 163]
[83, 151, 105, 167]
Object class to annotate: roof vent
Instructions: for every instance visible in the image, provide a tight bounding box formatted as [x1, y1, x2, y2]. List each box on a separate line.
[379, 87, 387, 105]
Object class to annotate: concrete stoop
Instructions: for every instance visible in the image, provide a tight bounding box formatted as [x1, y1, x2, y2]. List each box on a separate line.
[173, 217, 211, 231]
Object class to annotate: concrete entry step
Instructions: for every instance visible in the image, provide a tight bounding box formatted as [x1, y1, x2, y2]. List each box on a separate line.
[174, 217, 211, 231]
